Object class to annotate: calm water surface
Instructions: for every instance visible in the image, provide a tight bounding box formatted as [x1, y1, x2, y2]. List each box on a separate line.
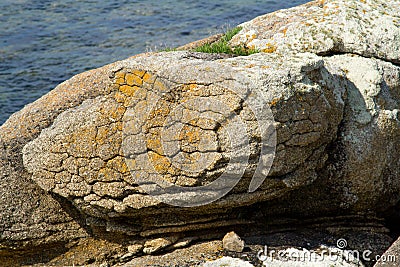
[0, 0, 308, 125]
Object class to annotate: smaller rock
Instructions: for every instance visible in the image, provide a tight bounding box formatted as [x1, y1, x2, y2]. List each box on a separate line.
[143, 236, 179, 254]
[127, 244, 143, 255]
[222, 231, 245, 252]
[203, 256, 254, 267]
[119, 252, 134, 261]
[172, 237, 195, 249]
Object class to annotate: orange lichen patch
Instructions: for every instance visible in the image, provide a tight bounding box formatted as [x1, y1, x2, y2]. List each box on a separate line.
[126, 73, 143, 87]
[146, 135, 163, 155]
[245, 64, 256, 68]
[245, 33, 258, 42]
[179, 125, 201, 149]
[181, 152, 201, 165]
[148, 152, 171, 174]
[360, 0, 366, 3]
[115, 72, 125, 80]
[97, 168, 120, 182]
[151, 107, 169, 117]
[143, 72, 155, 84]
[114, 72, 126, 85]
[282, 28, 288, 36]
[96, 127, 110, 145]
[117, 122, 123, 131]
[262, 43, 277, 53]
[120, 85, 140, 97]
[108, 105, 126, 121]
[270, 97, 281, 106]
[132, 69, 146, 78]
[261, 65, 271, 69]
[107, 156, 129, 174]
[65, 127, 97, 157]
[180, 84, 194, 94]
[189, 83, 198, 90]
[362, 9, 366, 14]
[115, 77, 125, 85]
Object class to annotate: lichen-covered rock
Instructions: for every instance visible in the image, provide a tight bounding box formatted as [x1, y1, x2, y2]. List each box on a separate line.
[22, 51, 344, 222]
[1, 0, 400, 266]
[230, 0, 400, 64]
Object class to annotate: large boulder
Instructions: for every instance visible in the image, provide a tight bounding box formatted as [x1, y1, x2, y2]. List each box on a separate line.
[1, 0, 399, 265]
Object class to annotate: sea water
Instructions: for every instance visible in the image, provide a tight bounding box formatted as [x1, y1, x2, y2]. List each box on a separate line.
[0, 0, 308, 125]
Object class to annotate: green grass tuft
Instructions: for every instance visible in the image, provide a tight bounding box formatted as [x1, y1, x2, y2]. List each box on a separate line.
[194, 27, 258, 56]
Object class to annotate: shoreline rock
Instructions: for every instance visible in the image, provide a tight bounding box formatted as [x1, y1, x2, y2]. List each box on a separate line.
[1, 0, 399, 266]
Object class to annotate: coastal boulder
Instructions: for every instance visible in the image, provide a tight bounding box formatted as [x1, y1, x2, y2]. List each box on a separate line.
[1, 0, 399, 265]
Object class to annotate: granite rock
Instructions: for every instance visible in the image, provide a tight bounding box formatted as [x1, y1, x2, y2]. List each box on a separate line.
[1, 0, 399, 266]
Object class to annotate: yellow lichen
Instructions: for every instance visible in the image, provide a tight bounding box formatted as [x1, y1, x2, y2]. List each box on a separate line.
[146, 136, 163, 155]
[108, 105, 126, 121]
[107, 157, 129, 174]
[143, 72, 155, 84]
[115, 72, 125, 80]
[126, 73, 143, 87]
[115, 78, 125, 85]
[132, 69, 146, 78]
[120, 85, 140, 97]
[262, 43, 277, 53]
[114, 72, 126, 85]
[189, 83, 197, 90]
[148, 152, 171, 174]
[97, 168, 119, 182]
[270, 98, 280, 106]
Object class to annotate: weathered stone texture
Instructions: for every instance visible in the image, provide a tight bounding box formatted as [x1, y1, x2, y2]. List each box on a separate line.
[1, 0, 400, 266]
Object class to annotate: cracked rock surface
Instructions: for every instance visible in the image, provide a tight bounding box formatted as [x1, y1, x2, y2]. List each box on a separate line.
[22, 51, 344, 221]
[1, 0, 400, 266]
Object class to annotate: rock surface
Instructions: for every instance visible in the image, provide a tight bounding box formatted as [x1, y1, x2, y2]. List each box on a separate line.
[223, 231, 245, 253]
[374, 237, 400, 267]
[1, 0, 400, 266]
[231, 0, 400, 63]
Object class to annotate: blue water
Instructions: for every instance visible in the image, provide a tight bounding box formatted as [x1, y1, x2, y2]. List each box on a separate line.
[0, 0, 308, 125]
